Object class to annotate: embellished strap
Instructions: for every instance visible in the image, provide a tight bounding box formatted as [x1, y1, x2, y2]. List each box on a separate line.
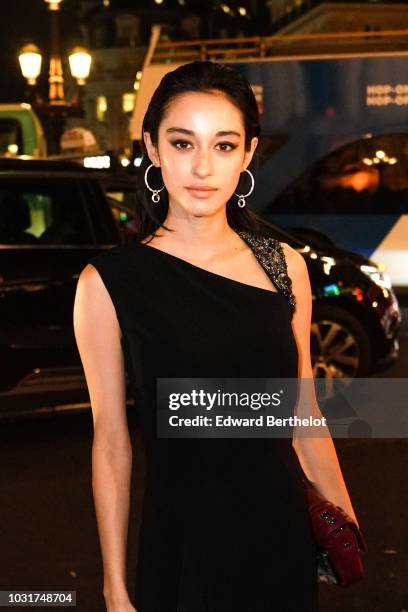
[236, 230, 297, 315]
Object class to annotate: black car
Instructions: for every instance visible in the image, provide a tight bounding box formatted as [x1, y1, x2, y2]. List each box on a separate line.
[0, 158, 401, 420]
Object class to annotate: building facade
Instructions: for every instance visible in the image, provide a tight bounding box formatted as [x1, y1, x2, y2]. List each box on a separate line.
[77, 0, 265, 154]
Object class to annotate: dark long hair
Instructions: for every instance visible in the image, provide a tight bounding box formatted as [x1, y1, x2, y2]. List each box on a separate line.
[133, 60, 272, 242]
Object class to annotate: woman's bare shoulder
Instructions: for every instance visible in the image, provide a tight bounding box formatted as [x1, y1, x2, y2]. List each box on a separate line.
[75, 248, 129, 340]
[75, 262, 120, 321]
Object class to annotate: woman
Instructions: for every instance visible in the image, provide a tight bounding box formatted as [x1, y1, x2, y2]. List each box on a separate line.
[73, 60, 359, 612]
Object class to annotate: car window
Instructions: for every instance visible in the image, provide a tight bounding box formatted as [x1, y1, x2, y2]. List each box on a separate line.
[268, 133, 408, 215]
[0, 178, 94, 245]
[107, 197, 138, 244]
[105, 186, 139, 211]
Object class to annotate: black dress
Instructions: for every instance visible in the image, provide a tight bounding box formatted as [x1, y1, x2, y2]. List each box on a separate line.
[88, 229, 319, 612]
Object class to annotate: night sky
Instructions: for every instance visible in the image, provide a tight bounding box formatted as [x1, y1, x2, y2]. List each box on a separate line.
[0, 0, 81, 103]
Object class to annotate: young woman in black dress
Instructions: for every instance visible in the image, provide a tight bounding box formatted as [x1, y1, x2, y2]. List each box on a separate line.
[74, 61, 359, 612]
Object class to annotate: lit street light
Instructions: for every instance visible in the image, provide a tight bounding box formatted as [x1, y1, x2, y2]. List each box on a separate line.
[18, 44, 43, 85]
[69, 48, 93, 86]
[18, 0, 92, 154]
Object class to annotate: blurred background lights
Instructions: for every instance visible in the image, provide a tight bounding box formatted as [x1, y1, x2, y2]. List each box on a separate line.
[134, 70, 143, 91]
[122, 92, 136, 113]
[362, 151, 398, 166]
[84, 155, 110, 169]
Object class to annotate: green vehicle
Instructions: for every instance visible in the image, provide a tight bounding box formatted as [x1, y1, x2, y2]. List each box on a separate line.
[0, 104, 47, 157]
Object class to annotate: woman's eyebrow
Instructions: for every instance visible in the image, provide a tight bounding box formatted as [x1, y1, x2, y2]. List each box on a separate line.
[166, 127, 241, 137]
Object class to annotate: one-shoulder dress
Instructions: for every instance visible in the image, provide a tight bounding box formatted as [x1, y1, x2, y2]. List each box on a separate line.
[88, 229, 319, 612]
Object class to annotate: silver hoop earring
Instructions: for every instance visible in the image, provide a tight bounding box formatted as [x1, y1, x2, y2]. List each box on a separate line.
[144, 163, 165, 203]
[234, 168, 255, 208]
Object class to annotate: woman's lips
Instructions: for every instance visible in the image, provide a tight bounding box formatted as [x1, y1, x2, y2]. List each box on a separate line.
[185, 187, 217, 198]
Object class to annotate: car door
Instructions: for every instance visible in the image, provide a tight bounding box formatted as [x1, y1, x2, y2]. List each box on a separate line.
[0, 172, 119, 414]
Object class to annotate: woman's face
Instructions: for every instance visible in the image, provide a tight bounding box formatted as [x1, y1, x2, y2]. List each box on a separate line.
[143, 90, 258, 218]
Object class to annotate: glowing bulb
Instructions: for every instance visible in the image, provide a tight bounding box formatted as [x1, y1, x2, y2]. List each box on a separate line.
[44, 0, 63, 10]
[68, 47, 92, 84]
[18, 44, 42, 84]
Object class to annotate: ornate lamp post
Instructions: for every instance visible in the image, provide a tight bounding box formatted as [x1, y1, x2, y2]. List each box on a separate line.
[18, 0, 92, 154]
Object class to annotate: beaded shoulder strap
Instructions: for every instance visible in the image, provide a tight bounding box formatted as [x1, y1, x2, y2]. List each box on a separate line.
[236, 230, 297, 315]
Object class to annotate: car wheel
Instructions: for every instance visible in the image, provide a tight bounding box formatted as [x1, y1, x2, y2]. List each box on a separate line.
[311, 304, 372, 382]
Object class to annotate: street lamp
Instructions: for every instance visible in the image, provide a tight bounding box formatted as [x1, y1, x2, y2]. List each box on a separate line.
[69, 47, 93, 86]
[18, 44, 42, 85]
[18, 0, 92, 154]
[44, 0, 63, 8]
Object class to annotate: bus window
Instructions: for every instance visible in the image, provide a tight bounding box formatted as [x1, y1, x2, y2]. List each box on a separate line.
[0, 105, 46, 157]
[269, 133, 408, 215]
[0, 119, 23, 156]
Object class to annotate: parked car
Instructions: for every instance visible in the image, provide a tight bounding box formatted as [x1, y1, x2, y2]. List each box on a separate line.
[0, 158, 401, 419]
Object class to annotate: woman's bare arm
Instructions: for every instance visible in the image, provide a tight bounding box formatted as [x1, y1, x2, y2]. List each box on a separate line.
[73, 263, 136, 610]
[282, 244, 359, 526]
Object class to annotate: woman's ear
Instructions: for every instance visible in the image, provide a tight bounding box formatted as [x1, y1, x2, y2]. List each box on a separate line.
[242, 136, 259, 171]
[143, 131, 161, 167]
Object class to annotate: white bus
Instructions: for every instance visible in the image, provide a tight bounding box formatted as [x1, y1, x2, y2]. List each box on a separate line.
[131, 27, 408, 294]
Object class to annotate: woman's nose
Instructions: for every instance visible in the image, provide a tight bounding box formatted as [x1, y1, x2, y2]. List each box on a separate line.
[192, 149, 213, 177]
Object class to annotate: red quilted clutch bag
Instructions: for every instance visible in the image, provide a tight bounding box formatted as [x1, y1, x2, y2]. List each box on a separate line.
[303, 478, 368, 587]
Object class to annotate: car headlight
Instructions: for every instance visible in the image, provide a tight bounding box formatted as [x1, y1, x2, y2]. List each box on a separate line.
[360, 264, 392, 289]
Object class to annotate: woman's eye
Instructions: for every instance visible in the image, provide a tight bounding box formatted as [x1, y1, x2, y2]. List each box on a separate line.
[216, 142, 236, 152]
[172, 140, 192, 149]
